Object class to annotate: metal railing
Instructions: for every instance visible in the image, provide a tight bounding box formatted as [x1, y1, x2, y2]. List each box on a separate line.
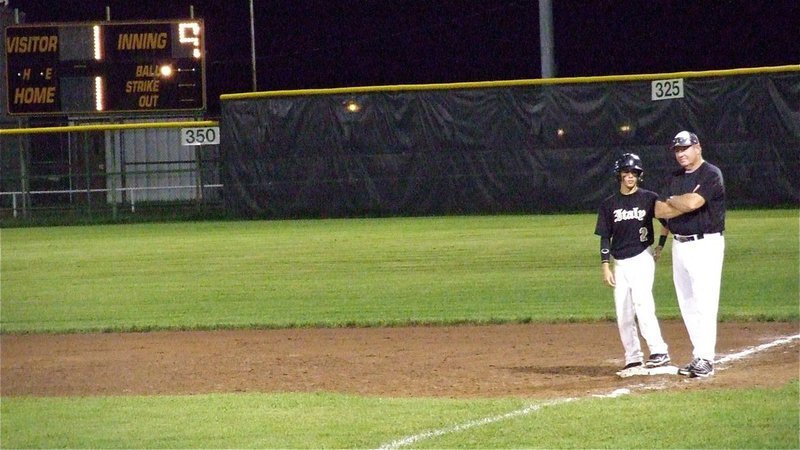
[0, 120, 224, 224]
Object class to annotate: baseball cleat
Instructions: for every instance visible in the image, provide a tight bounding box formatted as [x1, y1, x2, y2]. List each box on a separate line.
[678, 357, 715, 377]
[677, 358, 698, 376]
[644, 353, 671, 368]
[616, 361, 644, 378]
[616, 361, 643, 378]
[688, 358, 715, 378]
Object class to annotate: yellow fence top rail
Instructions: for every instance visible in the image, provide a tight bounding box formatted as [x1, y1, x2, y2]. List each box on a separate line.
[221, 65, 800, 100]
[0, 120, 219, 135]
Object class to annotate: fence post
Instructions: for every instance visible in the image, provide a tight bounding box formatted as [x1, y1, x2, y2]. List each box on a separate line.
[17, 119, 30, 219]
[109, 128, 118, 220]
[83, 133, 92, 220]
[195, 145, 203, 207]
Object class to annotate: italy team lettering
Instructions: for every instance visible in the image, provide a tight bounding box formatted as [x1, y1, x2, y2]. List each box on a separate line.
[613, 207, 646, 222]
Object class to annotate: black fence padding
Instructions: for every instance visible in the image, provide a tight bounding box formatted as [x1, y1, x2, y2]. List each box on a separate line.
[220, 71, 799, 218]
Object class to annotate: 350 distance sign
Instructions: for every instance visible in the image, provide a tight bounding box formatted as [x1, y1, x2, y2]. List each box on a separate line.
[180, 126, 219, 146]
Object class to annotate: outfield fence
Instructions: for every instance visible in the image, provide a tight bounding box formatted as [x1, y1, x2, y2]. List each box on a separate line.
[0, 119, 224, 224]
[3, 67, 798, 225]
[219, 67, 800, 218]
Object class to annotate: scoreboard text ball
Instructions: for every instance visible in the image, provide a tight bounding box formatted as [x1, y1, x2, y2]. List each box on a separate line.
[5, 20, 205, 115]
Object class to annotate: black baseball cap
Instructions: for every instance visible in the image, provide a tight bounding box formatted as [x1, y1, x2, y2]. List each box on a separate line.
[671, 131, 699, 147]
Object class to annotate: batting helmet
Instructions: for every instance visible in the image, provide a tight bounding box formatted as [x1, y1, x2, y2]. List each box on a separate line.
[613, 153, 644, 180]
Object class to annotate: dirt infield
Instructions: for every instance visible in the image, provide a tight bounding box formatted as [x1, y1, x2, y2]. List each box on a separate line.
[2, 321, 798, 398]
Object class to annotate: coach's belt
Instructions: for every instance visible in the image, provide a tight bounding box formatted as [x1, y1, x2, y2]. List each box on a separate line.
[673, 232, 723, 243]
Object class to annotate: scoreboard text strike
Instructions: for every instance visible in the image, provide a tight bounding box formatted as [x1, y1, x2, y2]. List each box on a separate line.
[5, 20, 205, 115]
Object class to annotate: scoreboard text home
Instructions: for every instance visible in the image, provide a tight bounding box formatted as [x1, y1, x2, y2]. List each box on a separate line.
[5, 20, 205, 115]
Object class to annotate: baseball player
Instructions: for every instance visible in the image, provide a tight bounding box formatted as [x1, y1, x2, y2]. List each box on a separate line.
[656, 131, 726, 378]
[595, 153, 671, 373]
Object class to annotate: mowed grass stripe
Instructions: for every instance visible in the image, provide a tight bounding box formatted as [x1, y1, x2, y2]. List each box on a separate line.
[1, 210, 797, 333]
[1, 382, 797, 449]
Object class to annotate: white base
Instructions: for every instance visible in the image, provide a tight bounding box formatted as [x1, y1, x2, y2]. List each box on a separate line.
[616, 365, 679, 378]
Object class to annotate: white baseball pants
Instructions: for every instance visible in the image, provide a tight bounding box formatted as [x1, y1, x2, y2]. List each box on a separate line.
[672, 233, 725, 361]
[613, 248, 669, 365]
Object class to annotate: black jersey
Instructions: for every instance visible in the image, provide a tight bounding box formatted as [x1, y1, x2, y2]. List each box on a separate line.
[663, 161, 725, 235]
[595, 188, 659, 260]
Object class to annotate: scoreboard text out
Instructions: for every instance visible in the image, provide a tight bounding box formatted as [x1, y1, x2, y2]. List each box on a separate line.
[5, 20, 206, 115]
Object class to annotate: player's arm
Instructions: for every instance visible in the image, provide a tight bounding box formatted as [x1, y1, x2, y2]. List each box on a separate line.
[655, 199, 680, 219]
[655, 182, 705, 218]
[655, 196, 702, 218]
[666, 192, 705, 212]
[653, 223, 669, 262]
[600, 236, 615, 287]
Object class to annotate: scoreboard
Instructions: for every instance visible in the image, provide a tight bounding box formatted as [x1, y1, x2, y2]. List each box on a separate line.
[5, 19, 205, 115]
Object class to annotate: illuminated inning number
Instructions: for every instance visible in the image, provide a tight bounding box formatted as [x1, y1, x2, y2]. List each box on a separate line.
[651, 79, 684, 101]
[179, 22, 202, 58]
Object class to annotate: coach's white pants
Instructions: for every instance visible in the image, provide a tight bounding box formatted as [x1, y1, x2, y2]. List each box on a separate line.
[614, 248, 669, 365]
[672, 234, 725, 361]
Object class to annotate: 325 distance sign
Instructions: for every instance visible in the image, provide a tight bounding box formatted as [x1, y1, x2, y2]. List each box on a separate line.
[651, 78, 684, 101]
[5, 19, 206, 115]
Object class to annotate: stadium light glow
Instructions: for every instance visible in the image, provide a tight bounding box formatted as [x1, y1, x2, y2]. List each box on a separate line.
[344, 100, 361, 113]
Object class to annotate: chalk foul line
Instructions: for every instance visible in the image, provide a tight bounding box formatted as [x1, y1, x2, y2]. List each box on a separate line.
[715, 334, 800, 365]
[376, 333, 800, 449]
[376, 398, 577, 450]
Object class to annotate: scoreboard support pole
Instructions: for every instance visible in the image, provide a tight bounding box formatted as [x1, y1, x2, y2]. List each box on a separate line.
[194, 145, 203, 206]
[83, 135, 93, 220]
[109, 126, 118, 220]
[16, 119, 30, 219]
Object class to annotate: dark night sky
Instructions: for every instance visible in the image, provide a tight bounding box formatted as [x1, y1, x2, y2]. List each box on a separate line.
[7, 0, 800, 115]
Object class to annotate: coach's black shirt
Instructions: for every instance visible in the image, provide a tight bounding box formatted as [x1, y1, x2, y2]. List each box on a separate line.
[664, 161, 726, 236]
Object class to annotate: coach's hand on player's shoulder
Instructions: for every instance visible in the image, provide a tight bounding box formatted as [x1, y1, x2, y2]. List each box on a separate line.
[602, 263, 615, 287]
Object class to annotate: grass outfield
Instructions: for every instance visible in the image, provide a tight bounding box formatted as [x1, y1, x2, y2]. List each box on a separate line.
[1, 210, 798, 448]
[1, 210, 798, 333]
